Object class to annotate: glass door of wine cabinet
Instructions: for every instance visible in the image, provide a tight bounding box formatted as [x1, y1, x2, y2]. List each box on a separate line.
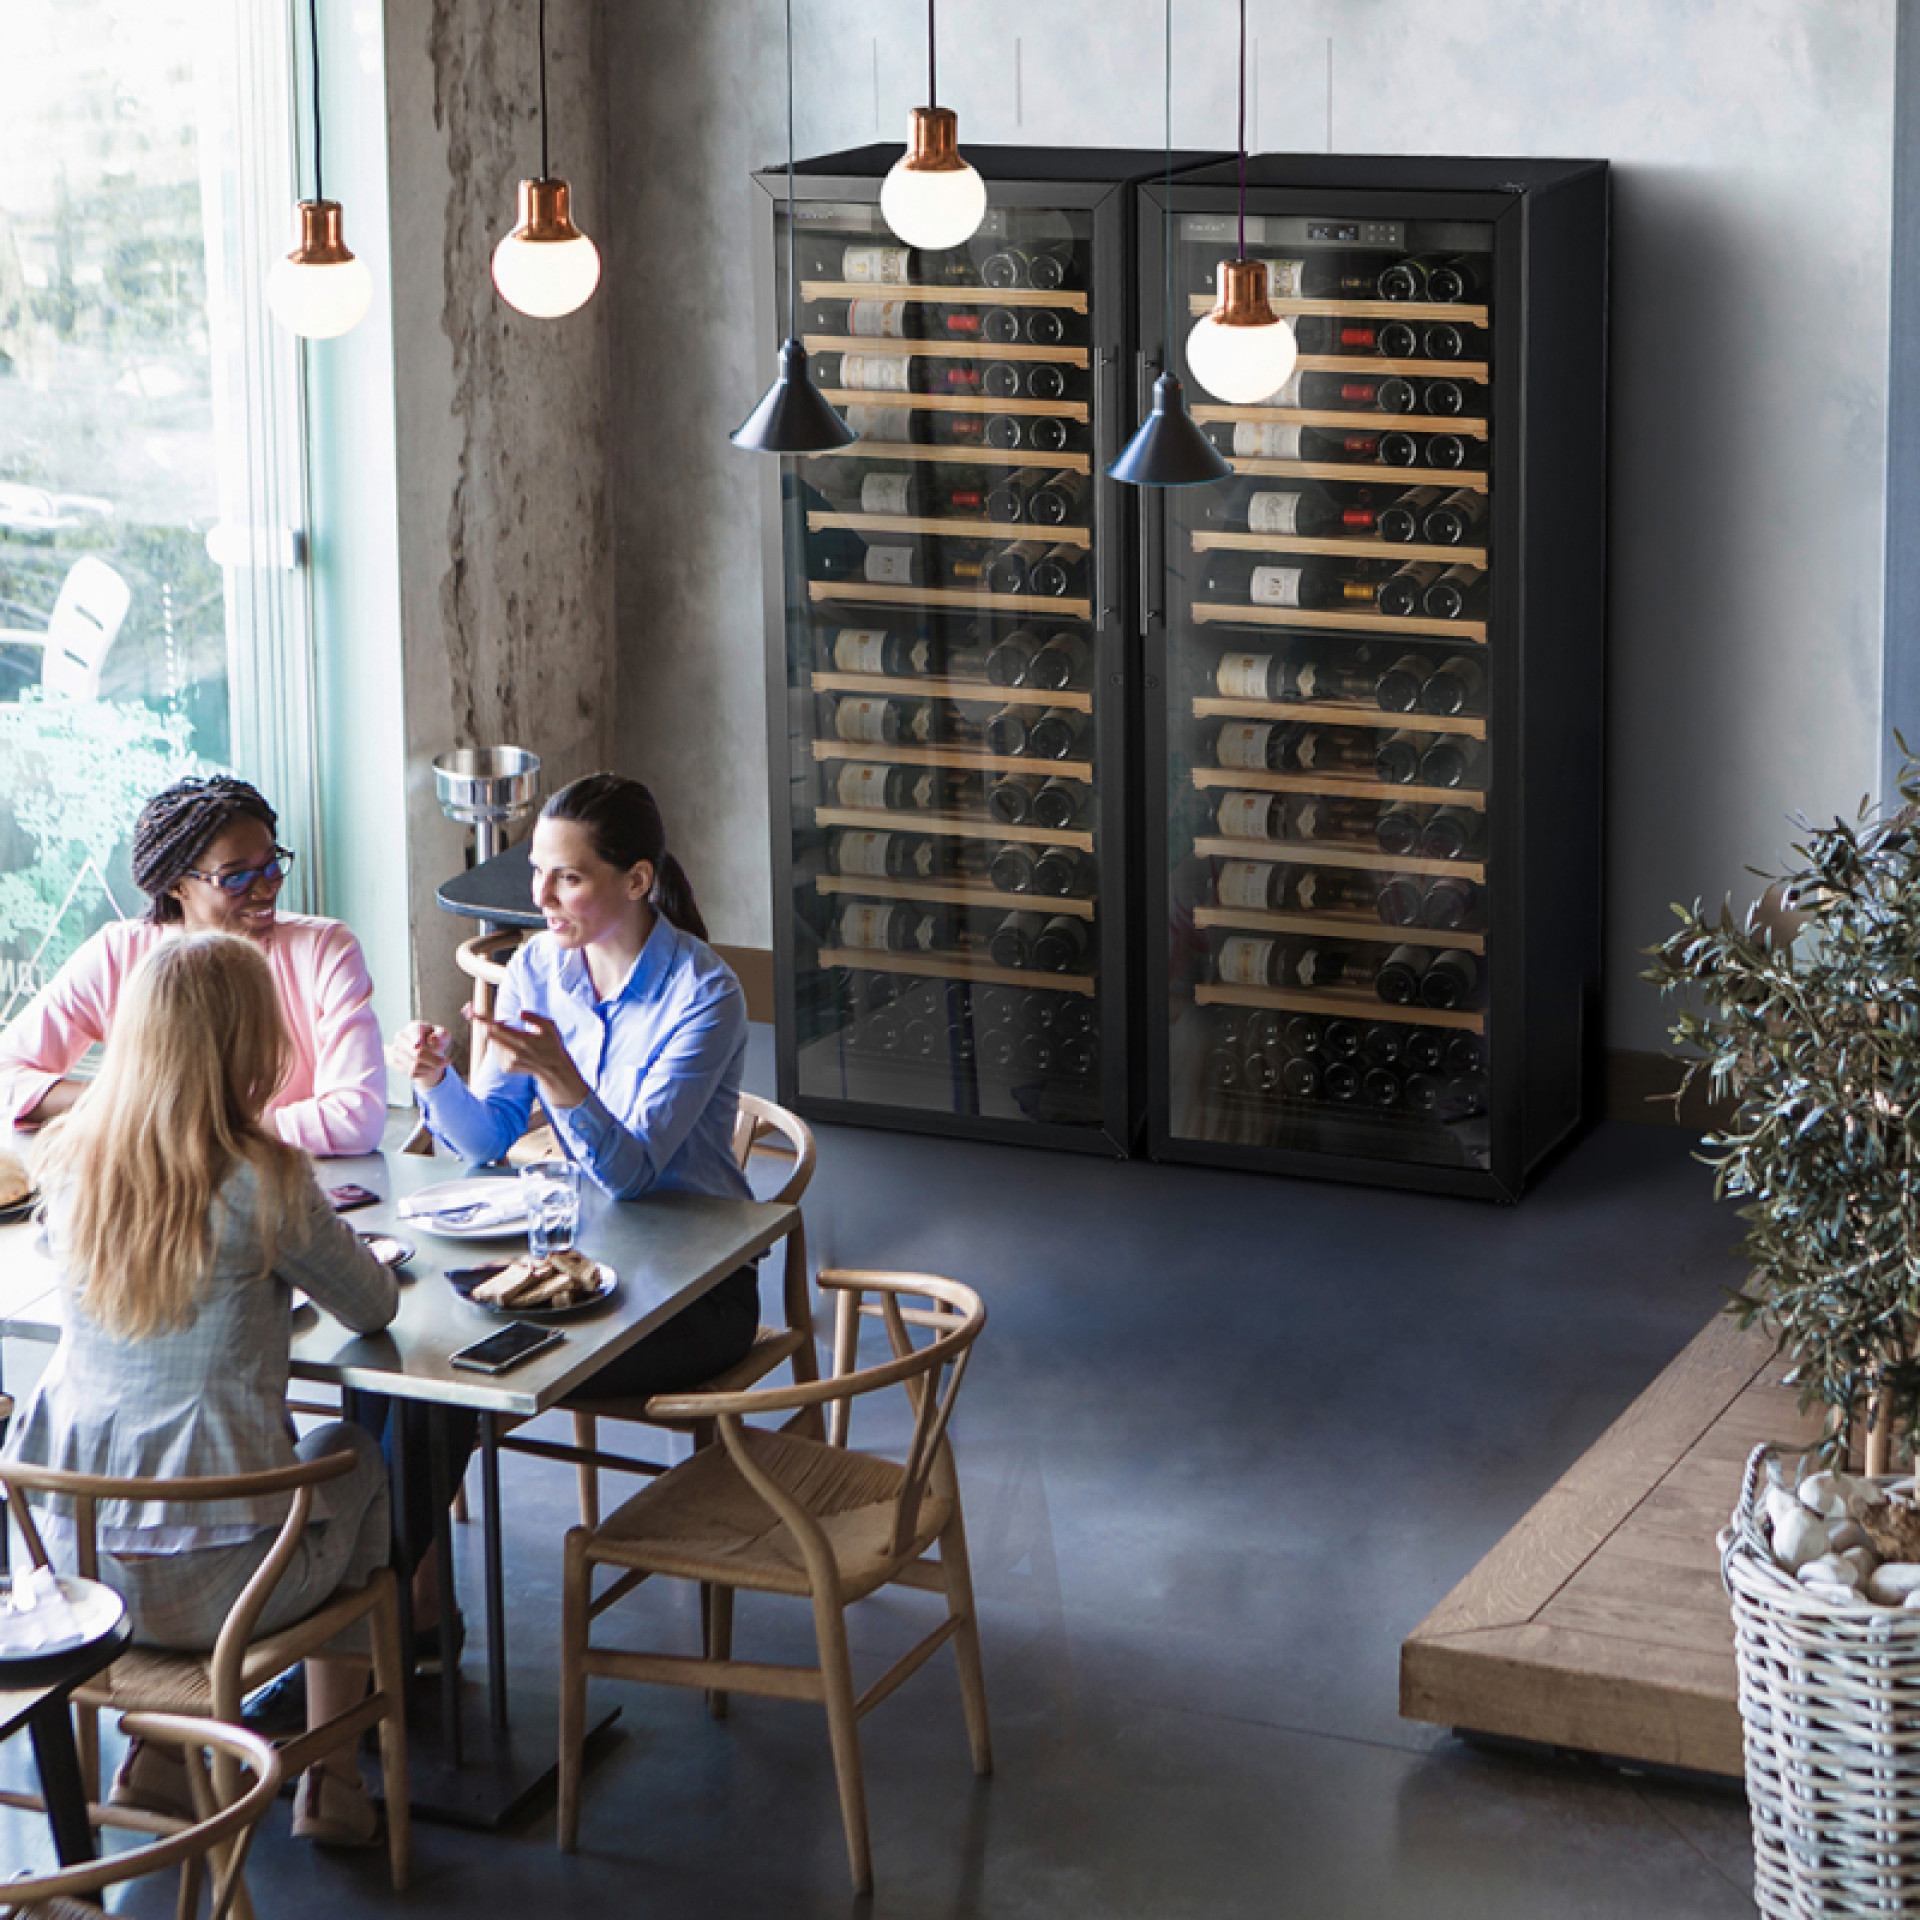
[753, 153, 1151, 1154]
[1141, 159, 1607, 1197]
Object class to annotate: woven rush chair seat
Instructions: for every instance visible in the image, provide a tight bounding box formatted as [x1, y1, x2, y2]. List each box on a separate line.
[559, 1268, 989, 1895]
[589, 1424, 952, 1601]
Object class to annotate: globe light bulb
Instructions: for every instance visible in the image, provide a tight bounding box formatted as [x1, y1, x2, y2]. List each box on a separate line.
[491, 178, 602, 319]
[266, 201, 373, 340]
[1185, 259, 1297, 406]
[880, 107, 987, 252]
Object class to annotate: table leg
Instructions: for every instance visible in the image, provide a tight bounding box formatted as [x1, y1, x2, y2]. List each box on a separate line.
[28, 1694, 94, 1865]
[480, 1414, 508, 1734]
[429, 1411, 461, 1767]
[372, 1391, 416, 1719]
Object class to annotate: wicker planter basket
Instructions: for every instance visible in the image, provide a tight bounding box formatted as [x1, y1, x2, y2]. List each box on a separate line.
[1724, 1443, 1920, 1918]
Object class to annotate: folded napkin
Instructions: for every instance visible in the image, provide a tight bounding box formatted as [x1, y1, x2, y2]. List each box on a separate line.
[0, 1564, 85, 1657]
[398, 1192, 520, 1228]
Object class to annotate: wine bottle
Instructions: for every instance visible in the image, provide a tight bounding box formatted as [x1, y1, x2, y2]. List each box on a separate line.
[1215, 721, 1288, 773]
[1027, 707, 1088, 760]
[985, 467, 1055, 524]
[1214, 934, 1287, 989]
[1054, 995, 1095, 1042]
[986, 773, 1041, 824]
[1420, 321, 1476, 360]
[1201, 483, 1378, 538]
[1403, 1073, 1440, 1113]
[988, 910, 1046, 969]
[1292, 316, 1399, 355]
[1217, 650, 1303, 702]
[983, 540, 1050, 595]
[1030, 777, 1086, 833]
[1281, 1055, 1322, 1100]
[1420, 653, 1486, 716]
[1362, 1066, 1402, 1109]
[1374, 944, 1429, 1005]
[1028, 472, 1091, 527]
[1421, 949, 1480, 1010]
[1032, 845, 1089, 897]
[1378, 430, 1480, 470]
[1290, 868, 1381, 915]
[984, 706, 1031, 757]
[1224, 421, 1384, 463]
[921, 413, 993, 446]
[1245, 255, 1382, 299]
[1285, 727, 1378, 776]
[1374, 802, 1429, 856]
[1287, 794, 1376, 843]
[1418, 736, 1485, 789]
[1199, 553, 1376, 612]
[837, 903, 929, 953]
[1445, 1034, 1483, 1075]
[1421, 805, 1482, 860]
[1023, 363, 1070, 403]
[834, 763, 977, 813]
[1422, 876, 1479, 929]
[1285, 1011, 1323, 1054]
[981, 361, 1024, 401]
[1293, 944, 1371, 991]
[848, 470, 990, 518]
[1026, 630, 1089, 691]
[827, 243, 977, 286]
[1422, 487, 1487, 546]
[978, 1025, 1019, 1071]
[986, 628, 1042, 686]
[1428, 257, 1486, 302]
[1402, 1027, 1445, 1072]
[814, 542, 988, 590]
[1242, 1047, 1280, 1093]
[829, 627, 932, 676]
[1032, 915, 1091, 973]
[1022, 309, 1081, 346]
[1214, 790, 1283, 841]
[1423, 564, 1485, 620]
[1374, 652, 1435, 712]
[1016, 1027, 1058, 1072]
[1377, 560, 1446, 617]
[834, 829, 941, 880]
[1418, 378, 1471, 418]
[1363, 1021, 1403, 1067]
[831, 695, 942, 747]
[831, 353, 984, 396]
[1374, 874, 1425, 927]
[1374, 730, 1423, 785]
[1217, 859, 1285, 911]
[1377, 486, 1448, 543]
[989, 843, 1037, 892]
[1376, 254, 1483, 303]
[1026, 545, 1087, 598]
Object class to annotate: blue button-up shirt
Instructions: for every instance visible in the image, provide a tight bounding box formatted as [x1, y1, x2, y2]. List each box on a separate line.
[420, 916, 752, 1202]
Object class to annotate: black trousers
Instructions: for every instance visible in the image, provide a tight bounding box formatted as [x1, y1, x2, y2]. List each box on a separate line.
[359, 1263, 762, 1574]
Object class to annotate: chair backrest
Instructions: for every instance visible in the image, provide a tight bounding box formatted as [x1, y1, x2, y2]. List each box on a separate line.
[652, 1269, 984, 1562]
[731, 1091, 817, 1209]
[40, 556, 131, 700]
[0, 1710, 281, 1920]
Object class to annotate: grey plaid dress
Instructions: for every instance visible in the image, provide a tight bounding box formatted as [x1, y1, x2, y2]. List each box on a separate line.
[5, 1158, 399, 1649]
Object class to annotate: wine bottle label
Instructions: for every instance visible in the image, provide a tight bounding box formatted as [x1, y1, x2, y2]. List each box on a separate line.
[1217, 722, 1276, 771]
[860, 475, 913, 515]
[1294, 662, 1334, 700]
[1216, 792, 1274, 840]
[1218, 861, 1277, 910]
[1247, 492, 1304, 535]
[909, 638, 937, 673]
[1256, 373, 1305, 408]
[839, 353, 910, 393]
[837, 832, 895, 877]
[1249, 566, 1307, 609]
[911, 771, 941, 808]
[1293, 730, 1338, 771]
[1233, 422, 1304, 459]
[864, 546, 916, 585]
[837, 764, 884, 807]
[835, 698, 894, 744]
[1262, 258, 1311, 299]
[908, 703, 936, 744]
[841, 405, 892, 440]
[840, 904, 896, 950]
[833, 628, 892, 672]
[842, 246, 911, 285]
[1217, 652, 1274, 700]
[1294, 871, 1331, 913]
[912, 913, 940, 951]
[1217, 936, 1275, 987]
[845, 299, 907, 337]
[1294, 947, 1344, 989]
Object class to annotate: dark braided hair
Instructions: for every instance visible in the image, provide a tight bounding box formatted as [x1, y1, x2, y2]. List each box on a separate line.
[542, 774, 709, 943]
[132, 776, 279, 924]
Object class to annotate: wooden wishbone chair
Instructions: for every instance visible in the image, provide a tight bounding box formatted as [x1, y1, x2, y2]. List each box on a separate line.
[556, 1268, 990, 1895]
[0, 1451, 410, 1894]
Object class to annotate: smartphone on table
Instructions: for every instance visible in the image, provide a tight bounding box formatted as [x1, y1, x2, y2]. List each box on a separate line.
[450, 1323, 566, 1374]
[327, 1183, 381, 1213]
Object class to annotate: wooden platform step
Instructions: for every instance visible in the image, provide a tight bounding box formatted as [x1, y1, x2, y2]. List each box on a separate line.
[1398, 1310, 1826, 1777]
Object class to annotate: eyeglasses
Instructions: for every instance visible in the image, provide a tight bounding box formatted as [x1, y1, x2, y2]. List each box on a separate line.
[183, 847, 295, 896]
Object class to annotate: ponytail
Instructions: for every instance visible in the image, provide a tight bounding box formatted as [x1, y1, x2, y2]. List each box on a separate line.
[542, 773, 709, 941]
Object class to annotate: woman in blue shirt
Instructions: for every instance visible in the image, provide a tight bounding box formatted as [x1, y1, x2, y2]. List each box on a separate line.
[390, 773, 758, 1399]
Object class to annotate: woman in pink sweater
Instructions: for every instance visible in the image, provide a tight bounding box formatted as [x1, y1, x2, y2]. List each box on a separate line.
[0, 777, 385, 1156]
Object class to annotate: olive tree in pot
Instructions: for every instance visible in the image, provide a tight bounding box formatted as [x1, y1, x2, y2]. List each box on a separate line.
[1646, 759, 1920, 1920]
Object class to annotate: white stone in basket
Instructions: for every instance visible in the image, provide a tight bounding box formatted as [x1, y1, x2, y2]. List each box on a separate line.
[1800, 1552, 1861, 1589]
[1800, 1471, 1852, 1518]
[1772, 1504, 1831, 1570]
[1829, 1518, 1869, 1552]
[1868, 1562, 1920, 1605]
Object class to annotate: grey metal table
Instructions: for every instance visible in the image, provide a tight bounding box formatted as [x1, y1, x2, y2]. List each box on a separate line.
[0, 1139, 796, 1826]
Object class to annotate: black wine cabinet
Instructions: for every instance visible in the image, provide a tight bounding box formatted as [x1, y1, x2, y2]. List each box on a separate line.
[1138, 155, 1608, 1200]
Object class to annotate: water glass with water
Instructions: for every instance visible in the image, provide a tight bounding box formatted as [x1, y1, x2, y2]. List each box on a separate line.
[520, 1159, 581, 1257]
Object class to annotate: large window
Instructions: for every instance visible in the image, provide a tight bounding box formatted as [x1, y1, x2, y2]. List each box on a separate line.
[0, 0, 310, 1019]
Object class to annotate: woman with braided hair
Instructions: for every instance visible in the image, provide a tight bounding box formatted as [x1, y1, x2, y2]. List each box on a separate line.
[0, 775, 386, 1154]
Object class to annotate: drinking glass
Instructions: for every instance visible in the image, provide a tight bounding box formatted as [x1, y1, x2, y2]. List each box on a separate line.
[519, 1159, 581, 1257]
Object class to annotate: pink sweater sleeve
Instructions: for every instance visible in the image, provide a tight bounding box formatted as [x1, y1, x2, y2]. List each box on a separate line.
[269, 922, 387, 1157]
[0, 926, 137, 1127]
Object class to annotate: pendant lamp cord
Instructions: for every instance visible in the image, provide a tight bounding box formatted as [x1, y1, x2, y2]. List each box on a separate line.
[537, 0, 551, 180]
[1163, 0, 1173, 363]
[1236, 0, 1247, 261]
[307, 0, 323, 201]
[928, 0, 938, 109]
[785, 0, 798, 339]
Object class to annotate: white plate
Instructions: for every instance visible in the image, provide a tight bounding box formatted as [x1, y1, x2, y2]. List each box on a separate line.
[0, 1573, 127, 1666]
[473, 1259, 619, 1319]
[396, 1177, 529, 1240]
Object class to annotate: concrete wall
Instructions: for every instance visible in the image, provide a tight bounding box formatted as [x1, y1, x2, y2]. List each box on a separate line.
[604, 0, 1896, 1055]
[382, 0, 616, 1036]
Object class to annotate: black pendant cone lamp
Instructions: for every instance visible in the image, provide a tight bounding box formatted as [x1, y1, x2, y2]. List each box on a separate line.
[733, 0, 854, 454]
[1109, 0, 1230, 487]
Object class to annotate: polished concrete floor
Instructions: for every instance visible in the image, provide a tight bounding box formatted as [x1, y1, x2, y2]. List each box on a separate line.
[1, 1029, 1760, 1915]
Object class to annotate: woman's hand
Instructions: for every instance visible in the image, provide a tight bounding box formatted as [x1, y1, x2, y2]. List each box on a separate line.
[388, 1020, 453, 1089]
[469, 1009, 590, 1110]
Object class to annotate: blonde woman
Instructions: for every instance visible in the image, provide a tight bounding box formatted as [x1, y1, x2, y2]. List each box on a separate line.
[2, 932, 398, 1845]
